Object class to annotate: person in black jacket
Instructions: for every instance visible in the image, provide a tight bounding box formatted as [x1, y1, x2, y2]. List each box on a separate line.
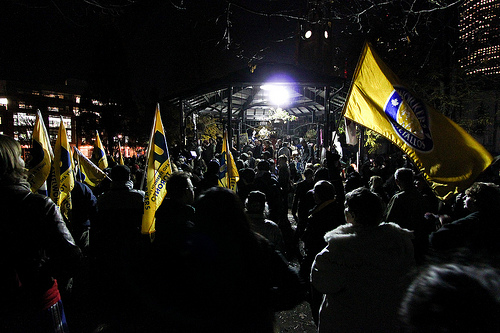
[300, 180, 345, 325]
[0, 134, 82, 333]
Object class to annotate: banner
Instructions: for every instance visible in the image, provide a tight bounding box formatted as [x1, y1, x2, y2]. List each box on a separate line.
[50, 118, 74, 220]
[27, 110, 53, 194]
[73, 146, 107, 188]
[218, 130, 239, 191]
[92, 130, 108, 170]
[142, 104, 172, 234]
[343, 42, 493, 200]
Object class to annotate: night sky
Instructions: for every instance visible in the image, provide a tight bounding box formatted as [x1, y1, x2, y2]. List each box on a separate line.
[0, 0, 301, 99]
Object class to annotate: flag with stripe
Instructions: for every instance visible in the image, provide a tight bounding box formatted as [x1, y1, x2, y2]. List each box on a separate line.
[142, 104, 172, 234]
[50, 118, 74, 220]
[27, 110, 53, 195]
[218, 131, 239, 191]
[92, 131, 108, 170]
[73, 146, 107, 188]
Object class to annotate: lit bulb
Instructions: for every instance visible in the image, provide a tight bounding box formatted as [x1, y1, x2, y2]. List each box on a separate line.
[305, 30, 312, 39]
[324, 30, 329, 39]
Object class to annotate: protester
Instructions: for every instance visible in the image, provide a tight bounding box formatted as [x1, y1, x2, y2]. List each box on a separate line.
[399, 263, 500, 333]
[311, 187, 415, 332]
[187, 187, 304, 332]
[93, 164, 146, 330]
[429, 182, 500, 265]
[385, 167, 433, 264]
[0, 134, 82, 333]
[300, 180, 345, 324]
[245, 190, 286, 254]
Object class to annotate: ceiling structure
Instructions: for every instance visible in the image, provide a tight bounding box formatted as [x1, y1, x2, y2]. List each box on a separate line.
[168, 63, 349, 125]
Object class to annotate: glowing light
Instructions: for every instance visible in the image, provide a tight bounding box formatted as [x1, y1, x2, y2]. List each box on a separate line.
[304, 30, 312, 39]
[260, 85, 290, 106]
[324, 30, 329, 39]
[0, 98, 8, 106]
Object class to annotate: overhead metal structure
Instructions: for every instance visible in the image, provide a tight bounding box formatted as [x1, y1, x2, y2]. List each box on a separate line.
[167, 63, 348, 148]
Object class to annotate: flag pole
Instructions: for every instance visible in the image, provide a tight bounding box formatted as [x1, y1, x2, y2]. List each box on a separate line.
[140, 104, 159, 191]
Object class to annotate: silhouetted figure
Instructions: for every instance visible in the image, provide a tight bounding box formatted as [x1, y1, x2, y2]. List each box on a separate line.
[0, 135, 82, 333]
[188, 187, 304, 332]
[246, 190, 286, 254]
[300, 180, 345, 324]
[93, 164, 145, 330]
[312, 187, 415, 332]
[430, 182, 500, 265]
[385, 168, 433, 264]
[400, 263, 500, 333]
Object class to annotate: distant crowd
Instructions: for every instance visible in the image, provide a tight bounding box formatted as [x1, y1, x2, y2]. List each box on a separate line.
[3, 133, 500, 333]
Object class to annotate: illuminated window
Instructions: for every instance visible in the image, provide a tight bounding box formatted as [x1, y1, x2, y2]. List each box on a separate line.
[48, 115, 72, 129]
[48, 106, 59, 112]
[13, 112, 36, 127]
[0, 98, 8, 106]
[76, 96, 81, 104]
[73, 107, 80, 116]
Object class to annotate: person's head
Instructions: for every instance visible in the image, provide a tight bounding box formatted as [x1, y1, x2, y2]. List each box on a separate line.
[278, 155, 288, 167]
[344, 187, 384, 226]
[166, 171, 194, 205]
[313, 180, 336, 204]
[245, 190, 266, 214]
[369, 175, 383, 190]
[303, 168, 314, 181]
[257, 159, 270, 172]
[206, 160, 220, 175]
[111, 164, 131, 182]
[235, 159, 245, 170]
[195, 187, 250, 236]
[395, 168, 415, 190]
[262, 151, 272, 160]
[0, 135, 26, 185]
[399, 264, 500, 333]
[464, 182, 500, 212]
[314, 167, 329, 183]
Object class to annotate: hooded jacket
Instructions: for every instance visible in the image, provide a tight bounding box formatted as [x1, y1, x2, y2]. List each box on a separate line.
[311, 222, 415, 333]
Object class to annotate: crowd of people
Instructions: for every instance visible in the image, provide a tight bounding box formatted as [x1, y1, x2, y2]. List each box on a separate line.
[2, 133, 500, 333]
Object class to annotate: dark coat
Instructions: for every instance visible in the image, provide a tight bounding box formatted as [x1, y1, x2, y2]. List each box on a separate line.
[0, 182, 82, 312]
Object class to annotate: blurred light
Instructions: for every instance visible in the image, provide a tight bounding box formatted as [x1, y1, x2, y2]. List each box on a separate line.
[261, 84, 290, 106]
[304, 30, 312, 39]
[324, 30, 329, 39]
[0, 98, 8, 106]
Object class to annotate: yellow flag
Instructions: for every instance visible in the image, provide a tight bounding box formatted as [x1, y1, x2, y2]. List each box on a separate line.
[92, 131, 108, 170]
[50, 118, 74, 220]
[73, 146, 107, 188]
[142, 105, 172, 234]
[27, 110, 53, 193]
[218, 131, 239, 191]
[118, 141, 125, 166]
[343, 42, 493, 200]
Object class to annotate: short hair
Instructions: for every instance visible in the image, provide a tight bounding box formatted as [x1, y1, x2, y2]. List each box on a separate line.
[166, 171, 192, 198]
[465, 182, 500, 212]
[400, 264, 500, 333]
[313, 180, 336, 202]
[0, 135, 26, 184]
[257, 159, 270, 172]
[395, 168, 415, 188]
[245, 190, 266, 214]
[314, 167, 329, 183]
[345, 187, 384, 226]
[111, 164, 130, 182]
[303, 168, 314, 178]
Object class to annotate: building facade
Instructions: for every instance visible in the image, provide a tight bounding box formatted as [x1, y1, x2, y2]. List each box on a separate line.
[0, 79, 104, 149]
[459, 0, 500, 76]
